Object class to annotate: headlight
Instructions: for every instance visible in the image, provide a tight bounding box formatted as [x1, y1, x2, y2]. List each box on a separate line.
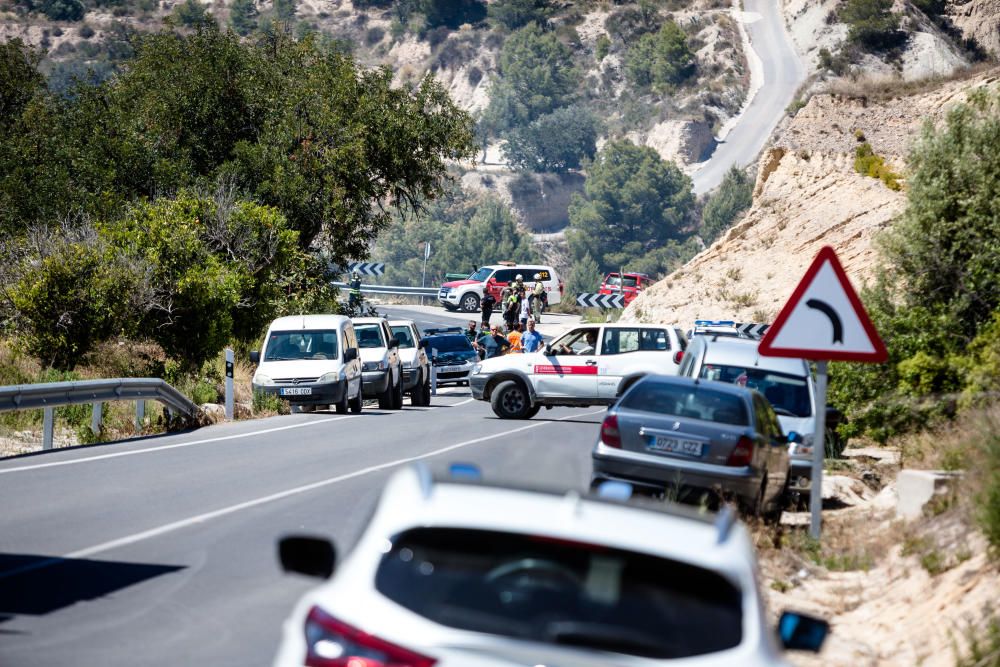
[254, 374, 274, 386]
[440, 287, 451, 293]
[471, 363, 482, 375]
[793, 433, 814, 455]
[318, 371, 345, 383]
[362, 361, 386, 372]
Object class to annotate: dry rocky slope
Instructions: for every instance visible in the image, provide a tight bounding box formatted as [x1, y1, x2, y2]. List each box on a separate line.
[620, 67, 1000, 326]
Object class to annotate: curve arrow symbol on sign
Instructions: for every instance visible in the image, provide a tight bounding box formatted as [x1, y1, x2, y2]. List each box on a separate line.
[805, 298, 843, 344]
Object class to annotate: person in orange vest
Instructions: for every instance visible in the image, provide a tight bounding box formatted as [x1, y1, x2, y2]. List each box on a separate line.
[506, 322, 523, 353]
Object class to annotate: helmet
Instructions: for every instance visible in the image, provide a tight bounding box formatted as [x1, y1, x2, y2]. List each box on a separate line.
[516, 274, 523, 281]
[533, 273, 541, 280]
[352, 271, 360, 279]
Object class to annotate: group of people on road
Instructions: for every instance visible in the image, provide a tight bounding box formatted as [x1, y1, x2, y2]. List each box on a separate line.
[487, 273, 547, 332]
[466, 317, 544, 360]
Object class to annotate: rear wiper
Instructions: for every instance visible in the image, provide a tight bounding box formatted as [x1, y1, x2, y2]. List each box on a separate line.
[544, 621, 678, 658]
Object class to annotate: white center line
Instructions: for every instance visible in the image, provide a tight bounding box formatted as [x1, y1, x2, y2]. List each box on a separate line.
[0, 409, 605, 580]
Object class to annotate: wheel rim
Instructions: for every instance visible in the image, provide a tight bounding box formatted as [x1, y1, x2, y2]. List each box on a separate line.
[462, 295, 478, 311]
[501, 386, 526, 414]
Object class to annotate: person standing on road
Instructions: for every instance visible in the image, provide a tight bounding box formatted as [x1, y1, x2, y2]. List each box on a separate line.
[477, 325, 510, 359]
[521, 318, 544, 353]
[531, 275, 545, 323]
[504, 291, 519, 330]
[512, 273, 525, 296]
[481, 290, 496, 328]
[507, 322, 522, 353]
[348, 272, 362, 310]
[519, 292, 531, 329]
[465, 320, 478, 344]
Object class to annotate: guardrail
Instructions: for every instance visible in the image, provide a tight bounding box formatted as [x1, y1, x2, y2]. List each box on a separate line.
[331, 281, 438, 297]
[0, 378, 199, 451]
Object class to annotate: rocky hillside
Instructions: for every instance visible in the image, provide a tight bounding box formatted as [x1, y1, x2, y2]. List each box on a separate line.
[620, 67, 1000, 326]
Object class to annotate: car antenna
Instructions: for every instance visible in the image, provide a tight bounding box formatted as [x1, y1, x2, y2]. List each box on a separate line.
[715, 504, 737, 544]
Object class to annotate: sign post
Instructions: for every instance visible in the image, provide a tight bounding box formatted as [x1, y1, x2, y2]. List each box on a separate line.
[757, 246, 887, 539]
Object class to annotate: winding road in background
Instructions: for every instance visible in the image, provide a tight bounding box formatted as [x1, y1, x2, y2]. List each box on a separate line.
[692, 0, 805, 195]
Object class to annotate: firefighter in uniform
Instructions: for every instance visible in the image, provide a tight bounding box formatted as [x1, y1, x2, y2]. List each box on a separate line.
[349, 271, 362, 310]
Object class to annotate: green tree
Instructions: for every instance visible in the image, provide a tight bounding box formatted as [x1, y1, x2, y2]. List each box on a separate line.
[625, 20, 695, 90]
[487, 0, 550, 31]
[273, 0, 296, 22]
[418, 0, 486, 28]
[481, 22, 579, 135]
[564, 252, 601, 304]
[700, 166, 753, 243]
[171, 0, 215, 27]
[229, 0, 258, 35]
[566, 140, 694, 274]
[840, 0, 903, 51]
[38, 0, 85, 21]
[0, 39, 44, 135]
[502, 105, 599, 173]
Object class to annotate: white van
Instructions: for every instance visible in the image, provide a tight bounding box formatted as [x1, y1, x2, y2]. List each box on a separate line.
[250, 314, 363, 414]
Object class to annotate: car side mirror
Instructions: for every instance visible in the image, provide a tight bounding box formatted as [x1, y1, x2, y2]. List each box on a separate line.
[249, 350, 260, 364]
[278, 535, 337, 579]
[388, 338, 399, 349]
[778, 610, 829, 652]
[544, 345, 553, 356]
[419, 339, 430, 349]
[343, 347, 358, 362]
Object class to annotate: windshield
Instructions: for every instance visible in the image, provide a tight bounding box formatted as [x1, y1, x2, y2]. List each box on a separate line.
[376, 527, 742, 659]
[354, 324, 386, 349]
[468, 267, 494, 282]
[263, 330, 338, 361]
[390, 325, 415, 349]
[621, 381, 749, 426]
[426, 335, 474, 353]
[699, 365, 812, 418]
[605, 275, 638, 288]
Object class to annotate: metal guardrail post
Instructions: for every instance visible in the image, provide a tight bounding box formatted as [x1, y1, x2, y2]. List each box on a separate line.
[91, 402, 103, 436]
[135, 400, 145, 431]
[43, 407, 54, 450]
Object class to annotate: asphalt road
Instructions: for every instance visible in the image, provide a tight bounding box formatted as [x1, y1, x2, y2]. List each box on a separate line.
[691, 0, 805, 194]
[0, 307, 604, 667]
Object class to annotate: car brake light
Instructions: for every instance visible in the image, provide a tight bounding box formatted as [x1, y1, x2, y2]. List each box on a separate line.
[304, 607, 436, 667]
[673, 350, 684, 365]
[601, 413, 621, 448]
[559, 281, 564, 295]
[726, 436, 754, 467]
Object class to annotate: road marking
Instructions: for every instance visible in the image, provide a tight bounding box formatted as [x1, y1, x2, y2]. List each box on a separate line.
[0, 396, 474, 475]
[0, 409, 605, 580]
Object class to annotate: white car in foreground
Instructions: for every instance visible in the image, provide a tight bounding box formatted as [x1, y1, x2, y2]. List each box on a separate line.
[273, 466, 828, 666]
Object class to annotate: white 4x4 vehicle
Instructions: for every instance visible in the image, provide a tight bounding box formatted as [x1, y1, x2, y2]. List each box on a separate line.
[389, 319, 432, 406]
[438, 264, 563, 313]
[352, 317, 404, 410]
[470, 324, 687, 419]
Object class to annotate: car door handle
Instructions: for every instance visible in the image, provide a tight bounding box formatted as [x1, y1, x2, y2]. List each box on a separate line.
[585, 360, 598, 366]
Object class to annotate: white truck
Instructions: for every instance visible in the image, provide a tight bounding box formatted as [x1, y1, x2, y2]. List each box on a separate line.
[469, 323, 688, 419]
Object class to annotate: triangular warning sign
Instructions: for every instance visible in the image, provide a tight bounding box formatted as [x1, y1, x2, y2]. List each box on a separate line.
[758, 246, 887, 362]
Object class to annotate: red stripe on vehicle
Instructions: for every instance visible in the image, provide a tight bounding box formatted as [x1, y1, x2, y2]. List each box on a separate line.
[533, 365, 598, 375]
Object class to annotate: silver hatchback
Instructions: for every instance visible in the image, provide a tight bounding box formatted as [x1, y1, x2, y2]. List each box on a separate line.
[591, 375, 791, 517]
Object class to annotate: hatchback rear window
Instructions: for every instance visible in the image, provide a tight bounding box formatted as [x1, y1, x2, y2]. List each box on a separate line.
[375, 528, 742, 659]
[621, 381, 749, 426]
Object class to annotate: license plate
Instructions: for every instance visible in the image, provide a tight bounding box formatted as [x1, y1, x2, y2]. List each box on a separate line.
[442, 365, 465, 373]
[280, 387, 312, 396]
[648, 436, 702, 457]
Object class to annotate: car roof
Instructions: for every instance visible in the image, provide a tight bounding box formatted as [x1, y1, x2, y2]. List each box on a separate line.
[387, 320, 416, 328]
[634, 372, 755, 399]
[366, 466, 755, 578]
[695, 337, 810, 375]
[266, 314, 350, 330]
[352, 317, 388, 325]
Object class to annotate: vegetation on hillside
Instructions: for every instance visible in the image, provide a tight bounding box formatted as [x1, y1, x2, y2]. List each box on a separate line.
[700, 166, 753, 243]
[830, 88, 1000, 443]
[0, 26, 475, 379]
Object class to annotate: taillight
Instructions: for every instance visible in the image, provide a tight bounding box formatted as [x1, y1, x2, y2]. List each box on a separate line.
[559, 281, 565, 295]
[601, 413, 621, 448]
[673, 350, 684, 365]
[726, 436, 754, 467]
[303, 607, 436, 667]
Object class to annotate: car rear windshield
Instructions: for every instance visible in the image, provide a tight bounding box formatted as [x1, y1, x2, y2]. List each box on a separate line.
[375, 527, 742, 659]
[263, 330, 338, 361]
[426, 335, 473, 353]
[699, 365, 812, 418]
[354, 324, 386, 349]
[621, 381, 750, 426]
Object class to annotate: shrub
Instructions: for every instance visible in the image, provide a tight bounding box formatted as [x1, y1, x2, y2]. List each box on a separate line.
[171, 0, 214, 26]
[595, 33, 610, 61]
[487, 0, 549, 31]
[701, 166, 753, 243]
[502, 105, 599, 173]
[839, 0, 904, 51]
[625, 20, 695, 91]
[253, 388, 286, 414]
[854, 142, 901, 190]
[39, 0, 85, 21]
[364, 25, 384, 45]
[78, 24, 94, 39]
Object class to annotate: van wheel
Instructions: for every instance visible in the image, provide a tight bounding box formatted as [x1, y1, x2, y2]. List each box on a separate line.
[460, 292, 480, 313]
[334, 391, 348, 414]
[349, 387, 363, 414]
[390, 373, 404, 410]
[412, 373, 430, 406]
[490, 380, 531, 419]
